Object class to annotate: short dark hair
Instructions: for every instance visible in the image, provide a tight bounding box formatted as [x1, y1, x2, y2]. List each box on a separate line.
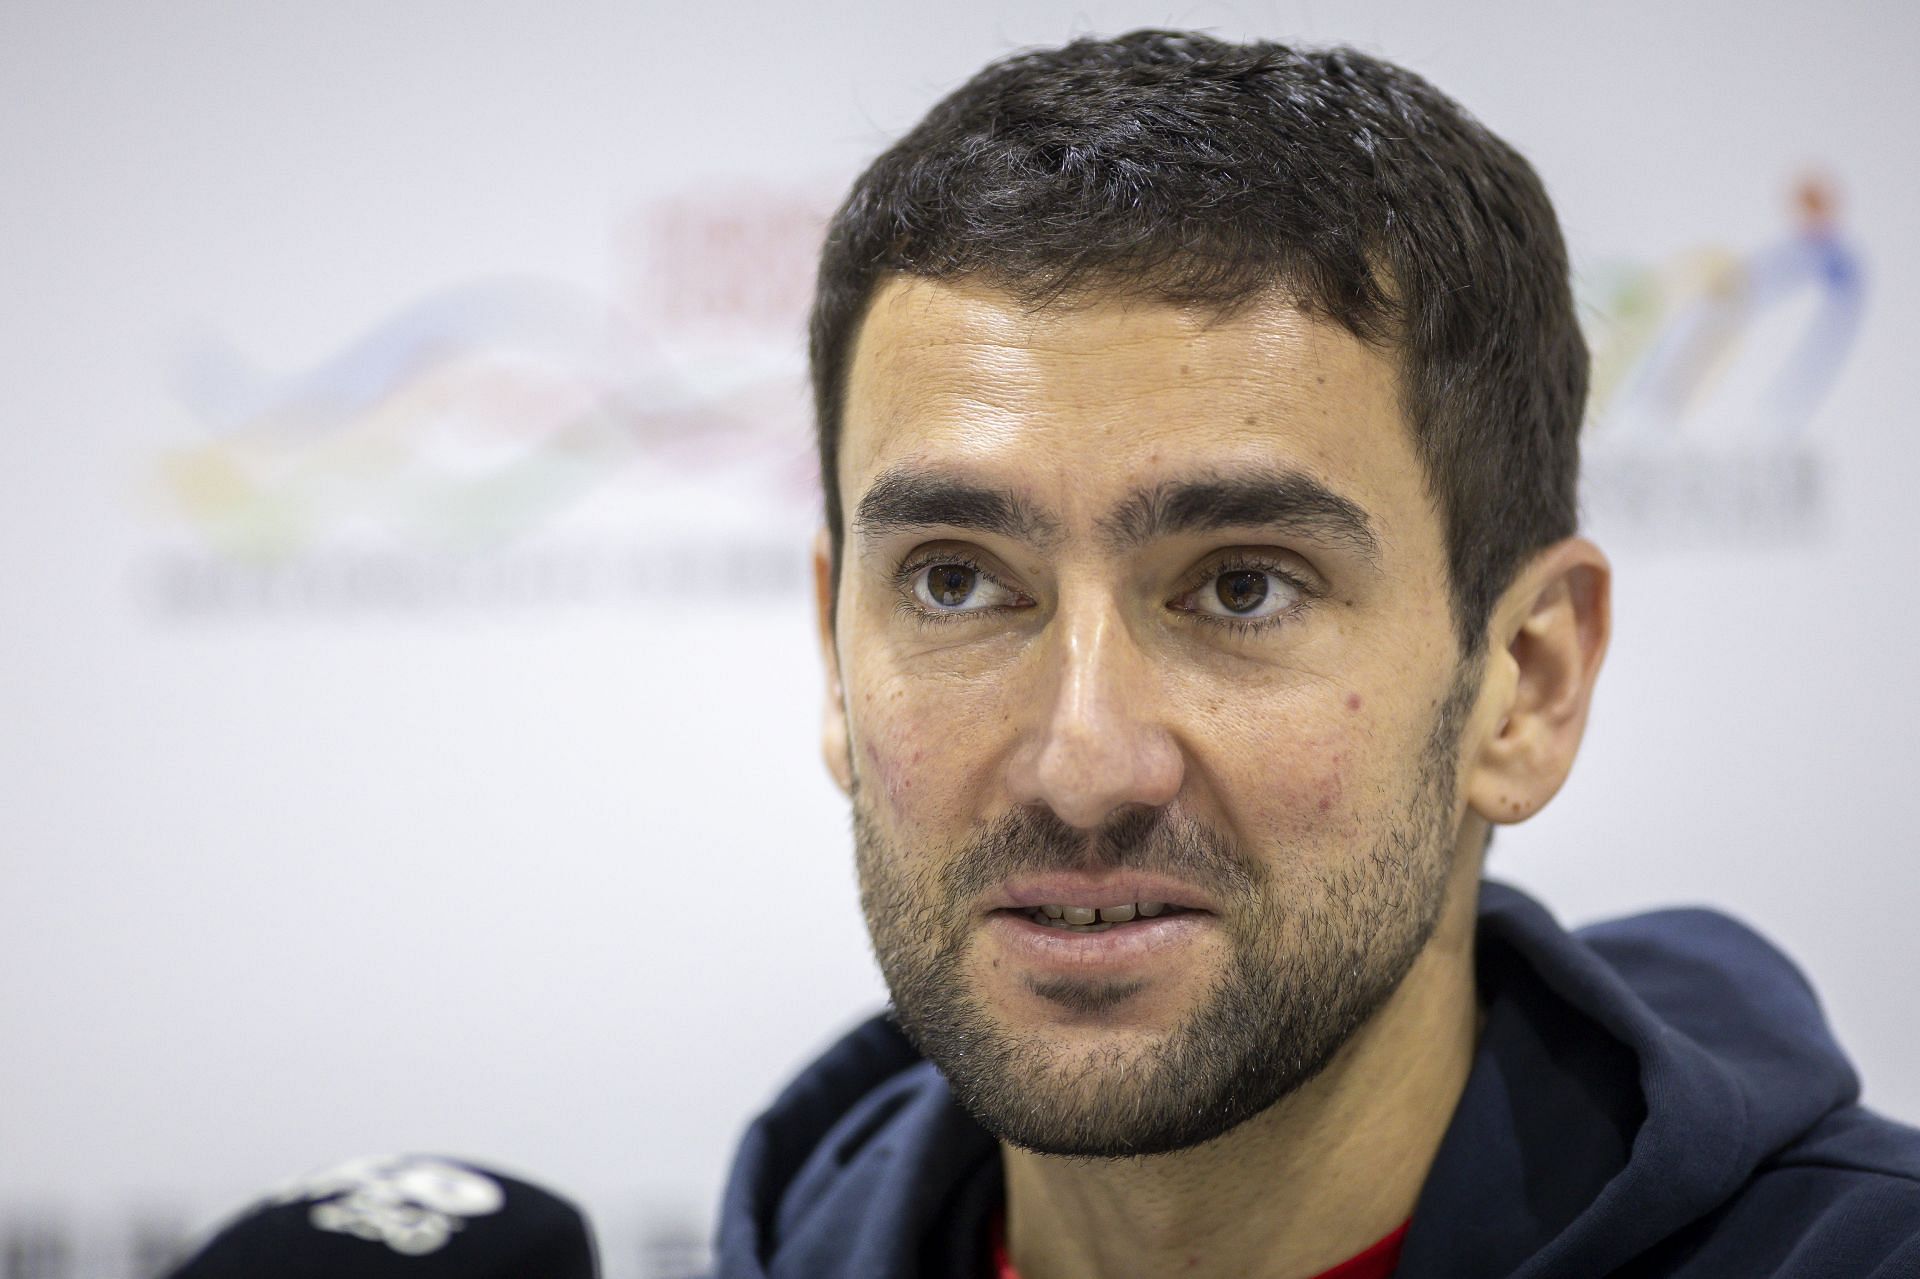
[810, 30, 1586, 647]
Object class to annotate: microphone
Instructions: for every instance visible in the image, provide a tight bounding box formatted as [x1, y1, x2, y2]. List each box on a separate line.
[162, 1153, 600, 1277]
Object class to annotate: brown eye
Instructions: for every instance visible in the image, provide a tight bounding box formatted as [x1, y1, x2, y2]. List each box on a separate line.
[1187, 567, 1301, 622]
[1215, 571, 1269, 614]
[908, 561, 1020, 615]
[927, 564, 977, 607]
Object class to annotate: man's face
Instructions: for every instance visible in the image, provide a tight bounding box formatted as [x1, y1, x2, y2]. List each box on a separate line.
[823, 277, 1483, 1157]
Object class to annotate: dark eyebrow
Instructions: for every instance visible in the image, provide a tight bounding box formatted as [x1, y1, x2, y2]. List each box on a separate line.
[852, 466, 1061, 547]
[1101, 468, 1381, 561]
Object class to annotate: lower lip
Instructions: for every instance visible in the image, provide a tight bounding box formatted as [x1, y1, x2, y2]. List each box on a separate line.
[983, 909, 1214, 970]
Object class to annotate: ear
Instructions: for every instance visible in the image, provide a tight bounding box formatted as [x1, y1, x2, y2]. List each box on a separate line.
[814, 528, 854, 795]
[1465, 537, 1611, 825]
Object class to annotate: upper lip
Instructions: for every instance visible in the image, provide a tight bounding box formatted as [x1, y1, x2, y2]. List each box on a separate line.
[989, 873, 1222, 916]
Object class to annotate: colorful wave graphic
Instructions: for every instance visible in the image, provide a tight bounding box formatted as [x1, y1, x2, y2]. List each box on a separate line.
[158, 277, 814, 559]
[155, 180, 1861, 561]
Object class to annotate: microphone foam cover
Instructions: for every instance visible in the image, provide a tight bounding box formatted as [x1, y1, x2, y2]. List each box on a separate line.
[164, 1153, 599, 1278]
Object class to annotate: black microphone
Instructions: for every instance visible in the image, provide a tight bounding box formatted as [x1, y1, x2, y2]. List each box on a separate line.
[162, 1153, 599, 1278]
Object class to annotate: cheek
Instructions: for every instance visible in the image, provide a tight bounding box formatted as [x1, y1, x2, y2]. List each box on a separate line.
[860, 733, 922, 811]
[853, 673, 1006, 828]
[1246, 738, 1359, 836]
[1225, 708, 1383, 847]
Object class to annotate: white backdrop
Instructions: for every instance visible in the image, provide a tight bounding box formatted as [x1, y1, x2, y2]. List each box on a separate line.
[4, 2, 1917, 1276]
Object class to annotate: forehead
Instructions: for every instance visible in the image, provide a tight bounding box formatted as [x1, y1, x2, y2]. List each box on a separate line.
[839, 276, 1433, 540]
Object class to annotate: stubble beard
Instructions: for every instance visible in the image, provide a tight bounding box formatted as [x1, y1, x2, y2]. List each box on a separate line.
[852, 668, 1477, 1159]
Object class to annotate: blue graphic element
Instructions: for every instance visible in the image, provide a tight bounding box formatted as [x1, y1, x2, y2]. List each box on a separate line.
[1601, 182, 1864, 443]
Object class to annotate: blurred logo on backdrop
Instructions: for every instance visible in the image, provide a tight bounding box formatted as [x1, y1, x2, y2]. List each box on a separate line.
[134, 177, 1864, 616]
[138, 186, 829, 616]
[1578, 175, 1864, 541]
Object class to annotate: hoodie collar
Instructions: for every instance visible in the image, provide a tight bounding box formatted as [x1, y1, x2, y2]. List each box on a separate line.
[716, 1018, 1000, 1279]
[720, 881, 1861, 1279]
[1397, 882, 1858, 1278]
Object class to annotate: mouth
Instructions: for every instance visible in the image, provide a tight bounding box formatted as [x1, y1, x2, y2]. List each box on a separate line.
[983, 893, 1216, 979]
[991, 873, 1222, 927]
[1005, 901, 1201, 933]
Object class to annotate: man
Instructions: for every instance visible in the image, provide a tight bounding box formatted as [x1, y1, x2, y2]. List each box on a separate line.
[716, 31, 1920, 1279]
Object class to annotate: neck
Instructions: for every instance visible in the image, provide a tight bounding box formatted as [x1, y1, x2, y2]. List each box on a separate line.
[999, 858, 1483, 1279]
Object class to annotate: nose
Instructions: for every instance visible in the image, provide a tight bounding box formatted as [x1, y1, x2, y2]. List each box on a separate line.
[1004, 596, 1185, 830]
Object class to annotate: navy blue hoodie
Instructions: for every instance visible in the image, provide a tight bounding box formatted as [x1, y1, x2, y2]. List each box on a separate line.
[716, 882, 1920, 1277]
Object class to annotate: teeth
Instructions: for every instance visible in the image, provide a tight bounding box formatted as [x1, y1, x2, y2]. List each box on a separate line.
[1029, 902, 1179, 929]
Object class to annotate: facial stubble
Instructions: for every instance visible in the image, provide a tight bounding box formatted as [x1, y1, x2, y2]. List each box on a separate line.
[852, 670, 1476, 1159]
